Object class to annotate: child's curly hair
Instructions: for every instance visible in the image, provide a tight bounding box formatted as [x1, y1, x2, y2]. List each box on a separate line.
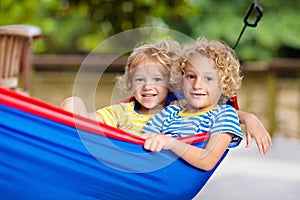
[181, 37, 243, 103]
[116, 39, 182, 92]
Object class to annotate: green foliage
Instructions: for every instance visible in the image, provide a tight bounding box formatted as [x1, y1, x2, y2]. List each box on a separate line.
[0, 0, 299, 60]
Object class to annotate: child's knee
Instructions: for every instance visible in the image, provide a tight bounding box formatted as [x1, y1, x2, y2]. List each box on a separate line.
[60, 96, 84, 112]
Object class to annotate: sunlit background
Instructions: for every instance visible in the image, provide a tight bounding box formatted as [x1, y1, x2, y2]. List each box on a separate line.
[1, 0, 300, 199]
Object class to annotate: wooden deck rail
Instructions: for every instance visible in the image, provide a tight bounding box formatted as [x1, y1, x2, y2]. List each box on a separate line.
[32, 54, 127, 72]
[33, 54, 300, 72]
[242, 58, 300, 72]
[242, 58, 300, 137]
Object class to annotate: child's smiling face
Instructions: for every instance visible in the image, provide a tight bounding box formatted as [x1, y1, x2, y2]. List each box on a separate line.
[131, 58, 170, 114]
[182, 54, 222, 113]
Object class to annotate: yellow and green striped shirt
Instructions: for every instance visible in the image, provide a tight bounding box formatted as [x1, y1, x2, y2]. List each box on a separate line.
[96, 102, 152, 137]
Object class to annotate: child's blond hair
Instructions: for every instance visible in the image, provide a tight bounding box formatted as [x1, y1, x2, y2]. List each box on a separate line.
[117, 39, 182, 92]
[181, 36, 242, 103]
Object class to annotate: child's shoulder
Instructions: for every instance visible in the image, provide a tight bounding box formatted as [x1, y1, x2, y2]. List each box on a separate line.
[219, 104, 236, 110]
[115, 101, 136, 110]
[216, 104, 238, 115]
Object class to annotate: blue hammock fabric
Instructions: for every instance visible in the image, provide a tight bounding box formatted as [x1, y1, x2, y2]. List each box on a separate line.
[0, 87, 228, 200]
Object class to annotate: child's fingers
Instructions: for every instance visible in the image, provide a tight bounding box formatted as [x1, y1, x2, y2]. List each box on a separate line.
[245, 132, 252, 148]
[257, 135, 272, 155]
[144, 135, 164, 152]
[143, 138, 152, 150]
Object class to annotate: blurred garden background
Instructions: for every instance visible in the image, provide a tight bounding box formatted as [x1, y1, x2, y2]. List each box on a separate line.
[1, 1, 300, 199]
[2, 0, 299, 58]
[1, 0, 300, 138]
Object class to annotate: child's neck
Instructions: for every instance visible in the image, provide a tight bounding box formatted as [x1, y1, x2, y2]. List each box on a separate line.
[184, 104, 218, 114]
[138, 107, 162, 115]
[134, 101, 166, 115]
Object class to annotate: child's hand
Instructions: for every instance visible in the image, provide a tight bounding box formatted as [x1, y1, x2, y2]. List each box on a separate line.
[244, 113, 272, 155]
[144, 134, 174, 152]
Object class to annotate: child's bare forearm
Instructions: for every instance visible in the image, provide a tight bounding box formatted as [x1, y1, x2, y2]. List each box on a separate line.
[237, 110, 272, 155]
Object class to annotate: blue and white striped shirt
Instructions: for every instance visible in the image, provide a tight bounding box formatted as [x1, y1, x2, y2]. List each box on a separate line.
[142, 104, 243, 148]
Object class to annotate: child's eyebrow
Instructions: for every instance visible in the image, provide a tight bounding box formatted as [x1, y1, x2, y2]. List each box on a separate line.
[185, 69, 218, 77]
[199, 73, 218, 78]
[184, 69, 196, 73]
[202, 72, 216, 75]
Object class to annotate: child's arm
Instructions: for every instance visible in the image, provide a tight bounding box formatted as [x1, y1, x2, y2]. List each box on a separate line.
[144, 133, 231, 171]
[60, 96, 104, 122]
[237, 110, 272, 155]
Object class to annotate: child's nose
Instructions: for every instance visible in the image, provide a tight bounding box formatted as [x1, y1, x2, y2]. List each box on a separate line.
[142, 80, 154, 89]
[193, 77, 205, 89]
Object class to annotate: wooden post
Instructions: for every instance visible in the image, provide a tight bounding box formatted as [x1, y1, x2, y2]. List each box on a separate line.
[266, 71, 276, 137]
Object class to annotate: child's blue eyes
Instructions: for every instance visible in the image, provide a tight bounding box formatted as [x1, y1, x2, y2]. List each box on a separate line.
[185, 74, 213, 81]
[186, 74, 196, 79]
[204, 77, 212, 81]
[134, 77, 163, 82]
[135, 78, 144, 82]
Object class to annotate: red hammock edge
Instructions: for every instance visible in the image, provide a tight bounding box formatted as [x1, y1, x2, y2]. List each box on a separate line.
[0, 86, 209, 145]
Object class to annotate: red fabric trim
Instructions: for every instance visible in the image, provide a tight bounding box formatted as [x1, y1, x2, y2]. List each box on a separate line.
[0, 87, 144, 144]
[230, 96, 240, 110]
[178, 132, 209, 143]
[0, 86, 209, 145]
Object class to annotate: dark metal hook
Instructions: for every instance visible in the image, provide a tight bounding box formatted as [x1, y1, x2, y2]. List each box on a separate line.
[233, 1, 264, 49]
[244, 2, 264, 27]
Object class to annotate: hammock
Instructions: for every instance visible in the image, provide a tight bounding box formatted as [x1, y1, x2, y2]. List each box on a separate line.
[0, 86, 229, 200]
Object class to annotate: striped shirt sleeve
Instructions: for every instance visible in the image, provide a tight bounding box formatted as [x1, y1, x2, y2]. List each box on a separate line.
[96, 104, 120, 128]
[211, 105, 243, 148]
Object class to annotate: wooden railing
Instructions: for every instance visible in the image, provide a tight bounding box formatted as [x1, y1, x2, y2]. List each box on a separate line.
[241, 58, 300, 138]
[32, 54, 127, 72]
